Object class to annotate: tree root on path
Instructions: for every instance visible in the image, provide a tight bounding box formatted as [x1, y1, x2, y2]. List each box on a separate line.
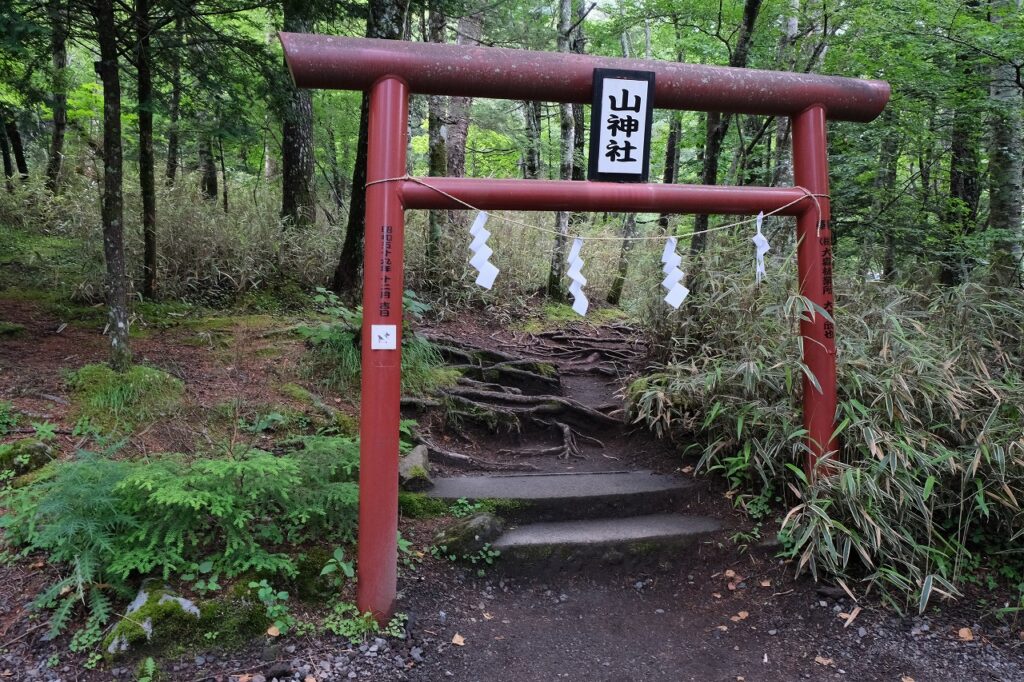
[414, 433, 539, 472]
[497, 420, 605, 460]
[440, 386, 620, 427]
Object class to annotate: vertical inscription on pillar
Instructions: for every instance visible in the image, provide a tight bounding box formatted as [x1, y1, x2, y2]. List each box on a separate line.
[818, 220, 834, 341]
[378, 225, 393, 320]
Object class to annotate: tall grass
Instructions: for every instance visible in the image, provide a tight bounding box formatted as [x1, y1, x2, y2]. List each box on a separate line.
[1, 172, 340, 304]
[627, 241, 1024, 611]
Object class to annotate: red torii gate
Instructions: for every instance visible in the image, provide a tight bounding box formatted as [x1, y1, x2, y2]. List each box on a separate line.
[279, 33, 890, 620]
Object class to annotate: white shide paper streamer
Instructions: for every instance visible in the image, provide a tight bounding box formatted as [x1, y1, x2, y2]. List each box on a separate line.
[660, 237, 689, 309]
[468, 212, 499, 289]
[565, 237, 589, 316]
[752, 211, 769, 284]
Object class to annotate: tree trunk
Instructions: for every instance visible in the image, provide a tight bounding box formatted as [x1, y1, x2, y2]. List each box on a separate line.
[771, 0, 799, 187]
[987, 0, 1023, 287]
[446, 11, 482, 231]
[165, 14, 182, 186]
[689, 0, 762, 259]
[655, 113, 682, 234]
[96, 0, 132, 371]
[218, 135, 228, 213]
[547, 0, 575, 300]
[940, 64, 982, 285]
[426, 1, 447, 260]
[45, 0, 68, 192]
[607, 213, 636, 304]
[523, 101, 542, 179]
[324, 119, 347, 217]
[136, 0, 157, 299]
[332, 0, 408, 296]
[199, 135, 217, 200]
[570, 1, 587, 180]
[872, 111, 900, 280]
[3, 118, 28, 180]
[281, 0, 316, 228]
[1, 129, 13, 192]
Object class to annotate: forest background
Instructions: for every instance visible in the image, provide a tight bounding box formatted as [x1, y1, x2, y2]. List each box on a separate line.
[1, 0, 1024, 660]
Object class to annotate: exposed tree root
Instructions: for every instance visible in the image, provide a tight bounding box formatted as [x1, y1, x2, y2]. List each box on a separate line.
[440, 386, 620, 426]
[498, 420, 605, 460]
[415, 434, 539, 472]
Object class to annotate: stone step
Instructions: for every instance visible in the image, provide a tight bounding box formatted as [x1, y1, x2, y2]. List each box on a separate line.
[492, 513, 724, 567]
[425, 471, 695, 521]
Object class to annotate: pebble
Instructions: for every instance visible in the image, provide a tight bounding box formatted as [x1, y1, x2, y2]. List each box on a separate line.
[439, 610, 447, 624]
[858, 627, 867, 638]
[655, 609, 665, 614]
[768, 629, 778, 636]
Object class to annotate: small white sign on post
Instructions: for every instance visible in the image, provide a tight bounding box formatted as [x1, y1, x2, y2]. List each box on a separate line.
[370, 324, 397, 350]
[588, 69, 655, 182]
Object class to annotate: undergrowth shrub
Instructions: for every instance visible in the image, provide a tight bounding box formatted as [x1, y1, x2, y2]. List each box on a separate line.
[67, 363, 184, 430]
[627, 242, 1024, 611]
[0, 436, 359, 636]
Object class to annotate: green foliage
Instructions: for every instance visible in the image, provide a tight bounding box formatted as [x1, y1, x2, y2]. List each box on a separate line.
[0, 400, 17, 435]
[323, 601, 380, 641]
[319, 547, 355, 588]
[431, 542, 501, 577]
[300, 288, 457, 397]
[628, 248, 1024, 612]
[136, 657, 158, 682]
[0, 321, 25, 338]
[67, 363, 183, 431]
[0, 435, 360, 634]
[450, 497, 484, 518]
[249, 579, 294, 634]
[322, 602, 408, 642]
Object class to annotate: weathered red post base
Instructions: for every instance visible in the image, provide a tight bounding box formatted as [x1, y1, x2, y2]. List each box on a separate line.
[280, 33, 888, 620]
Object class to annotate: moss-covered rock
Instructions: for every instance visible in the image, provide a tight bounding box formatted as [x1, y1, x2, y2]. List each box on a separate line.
[433, 513, 503, 557]
[104, 587, 267, 660]
[290, 547, 334, 601]
[0, 438, 54, 475]
[399, 445, 432, 492]
[399, 492, 450, 518]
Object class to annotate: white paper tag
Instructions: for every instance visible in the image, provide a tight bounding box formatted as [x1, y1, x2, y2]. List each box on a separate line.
[467, 212, 500, 290]
[565, 237, 588, 316]
[664, 284, 690, 309]
[752, 211, 770, 284]
[475, 262, 499, 290]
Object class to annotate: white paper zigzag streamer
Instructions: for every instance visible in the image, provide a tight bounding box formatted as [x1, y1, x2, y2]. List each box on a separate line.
[752, 211, 769, 284]
[660, 237, 689, 309]
[468, 212, 499, 289]
[566, 237, 589, 316]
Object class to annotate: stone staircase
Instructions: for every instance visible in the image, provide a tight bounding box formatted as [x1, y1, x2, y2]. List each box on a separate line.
[425, 470, 724, 568]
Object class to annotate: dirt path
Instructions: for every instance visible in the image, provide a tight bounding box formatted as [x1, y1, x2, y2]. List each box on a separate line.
[399, 318, 1024, 682]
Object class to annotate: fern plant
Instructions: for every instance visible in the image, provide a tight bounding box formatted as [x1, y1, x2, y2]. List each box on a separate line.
[1, 436, 362, 635]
